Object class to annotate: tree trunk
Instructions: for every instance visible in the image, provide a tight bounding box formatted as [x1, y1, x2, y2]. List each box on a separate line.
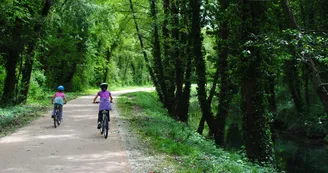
[162, 0, 170, 60]
[280, 0, 299, 29]
[267, 74, 277, 113]
[103, 47, 111, 82]
[214, 0, 230, 146]
[20, 44, 35, 103]
[122, 56, 130, 83]
[174, 0, 192, 122]
[303, 65, 310, 106]
[284, 59, 304, 113]
[197, 116, 206, 134]
[179, 51, 192, 122]
[161, 0, 175, 111]
[16, 55, 24, 99]
[240, 0, 273, 163]
[163, 0, 178, 116]
[150, 0, 171, 112]
[191, 0, 216, 134]
[1, 16, 23, 105]
[307, 59, 328, 114]
[2, 50, 20, 105]
[19, 0, 54, 103]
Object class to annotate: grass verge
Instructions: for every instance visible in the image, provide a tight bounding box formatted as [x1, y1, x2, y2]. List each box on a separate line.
[118, 91, 278, 173]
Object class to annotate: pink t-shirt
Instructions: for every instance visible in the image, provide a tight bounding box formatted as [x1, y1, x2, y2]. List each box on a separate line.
[54, 92, 65, 105]
[55, 92, 65, 98]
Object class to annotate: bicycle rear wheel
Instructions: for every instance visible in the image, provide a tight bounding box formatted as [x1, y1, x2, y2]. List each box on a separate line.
[103, 115, 108, 139]
[100, 122, 104, 135]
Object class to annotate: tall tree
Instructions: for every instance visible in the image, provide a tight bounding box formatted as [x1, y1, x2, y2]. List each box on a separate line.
[191, 0, 217, 137]
[1, 0, 53, 105]
[215, 0, 231, 146]
[19, 0, 54, 103]
[240, 0, 273, 163]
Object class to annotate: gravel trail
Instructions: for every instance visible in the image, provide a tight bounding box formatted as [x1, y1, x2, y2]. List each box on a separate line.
[0, 88, 159, 173]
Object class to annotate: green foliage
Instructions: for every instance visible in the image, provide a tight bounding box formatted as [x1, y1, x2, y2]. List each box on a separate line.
[36, 0, 150, 91]
[118, 91, 277, 173]
[27, 69, 47, 102]
[0, 105, 46, 137]
[0, 65, 6, 95]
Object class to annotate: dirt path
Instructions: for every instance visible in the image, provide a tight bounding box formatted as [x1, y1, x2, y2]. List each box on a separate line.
[0, 89, 152, 173]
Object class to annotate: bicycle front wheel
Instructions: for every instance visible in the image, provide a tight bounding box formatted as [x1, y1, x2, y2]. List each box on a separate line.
[54, 114, 57, 128]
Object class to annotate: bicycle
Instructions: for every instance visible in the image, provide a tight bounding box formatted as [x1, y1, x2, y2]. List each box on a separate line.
[53, 103, 61, 128]
[94, 101, 111, 139]
[100, 110, 110, 139]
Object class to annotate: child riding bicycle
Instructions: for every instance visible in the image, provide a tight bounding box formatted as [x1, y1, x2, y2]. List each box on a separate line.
[93, 83, 113, 129]
[51, 85, 67, 121]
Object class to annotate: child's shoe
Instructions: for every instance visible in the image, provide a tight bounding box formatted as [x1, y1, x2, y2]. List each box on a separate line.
[51, 114, 54, 118]
[97, 122, 101, 129]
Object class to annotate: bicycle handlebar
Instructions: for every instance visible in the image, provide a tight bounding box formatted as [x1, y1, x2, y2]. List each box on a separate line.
[93, 101, 113, 104]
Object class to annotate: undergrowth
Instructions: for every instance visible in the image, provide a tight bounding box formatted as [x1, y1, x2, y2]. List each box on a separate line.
[118, 91, 278, 173]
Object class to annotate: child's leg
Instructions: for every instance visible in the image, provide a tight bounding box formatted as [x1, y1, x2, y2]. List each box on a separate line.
[59, 105, 63, 120]
[97, 111, 102, 129]
[98, 111, 102, 123]
[107, 111, 110, 122]
[51, 105, 56, 117]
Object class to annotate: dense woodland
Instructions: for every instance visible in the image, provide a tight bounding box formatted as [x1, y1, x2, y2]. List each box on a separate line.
[1, 0, 327, 166]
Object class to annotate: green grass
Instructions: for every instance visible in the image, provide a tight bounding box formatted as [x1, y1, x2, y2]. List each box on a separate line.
[118, 91, 278, 173]
[109, 85, 153, 91]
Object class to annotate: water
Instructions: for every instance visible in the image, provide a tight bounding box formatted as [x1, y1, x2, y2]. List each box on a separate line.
[225, 124, 328, 173]
[274, 133, 328, 173]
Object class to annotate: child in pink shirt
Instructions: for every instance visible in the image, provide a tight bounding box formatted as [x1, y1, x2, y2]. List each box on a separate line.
[51, 85, 67, 121]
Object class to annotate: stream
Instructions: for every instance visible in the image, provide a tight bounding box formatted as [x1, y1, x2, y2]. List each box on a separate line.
[225, 124, 328, 173]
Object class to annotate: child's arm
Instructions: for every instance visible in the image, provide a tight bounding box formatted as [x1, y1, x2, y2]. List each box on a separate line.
[64, 96, 68, 104]
[93, 94, 99, 103]
[110, 95, 113, 103]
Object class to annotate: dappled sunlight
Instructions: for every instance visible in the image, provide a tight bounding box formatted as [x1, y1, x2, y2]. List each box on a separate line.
[69, 115, 96, 119]
[35, 134, 78, 140]
[0, 125, 81, 144]
[78, 96, 94, 99]
[0, 136, 29, 144]
[14, 130, 29, 135]
[0, 134, 79, 144]
[3, 167, 28, 172]
[64, 109, 95, 113]
[64, 104, 96, 108]
[69, 117, 96, 122]
[66, 152, 125, 162]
